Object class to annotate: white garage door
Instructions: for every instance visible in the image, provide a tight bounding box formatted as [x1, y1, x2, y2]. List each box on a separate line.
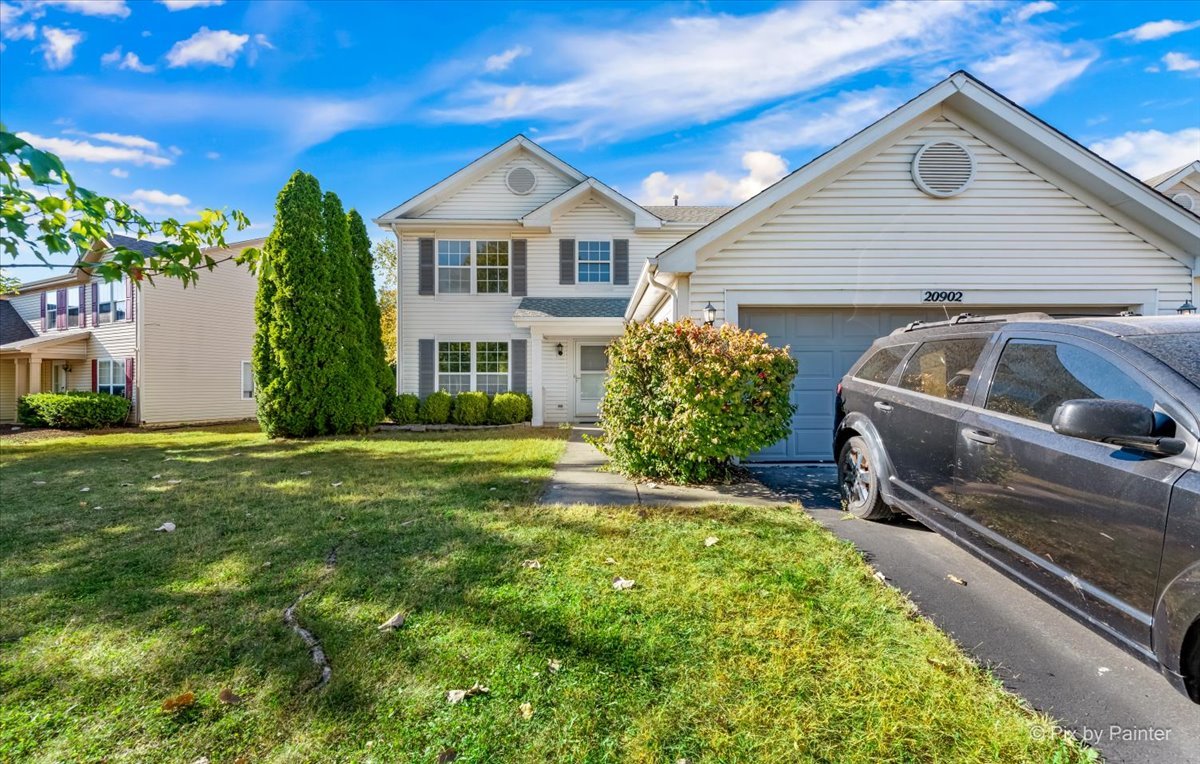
[740, 306, 1122, 461]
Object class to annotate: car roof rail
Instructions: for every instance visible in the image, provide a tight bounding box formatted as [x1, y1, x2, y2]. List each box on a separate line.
[890, 311, 1053, 335]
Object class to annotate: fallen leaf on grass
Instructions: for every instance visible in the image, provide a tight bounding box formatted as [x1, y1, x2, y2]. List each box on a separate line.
[399, 519, 418, 527]
[446, 682, 489, 704]
[612, 577, 635, 591]
[79, 501, 88, 507]
[331, 481, 343, 487]
[603, 557, 616, 565]
[519, 701, 534, 719]
[378, 611, 406, 631]
[873, 571, 887, 583]
[232, 452, 243, 457]
[121, 482, 133, 487]
[299, 470, 312, 476]
[167, 479, 182, 485]
[547, 659, 561, 673]
[218, 687, 243, 705]
[161, 691, 195, 713]
[521, 559, 542, 570]
[437, 749, 458, 763]
[192, 758, 210, 764]
[79, 487, 90, 492]
[155, 522, 176, 533]
[152, 474, 162, 480]
[704, 536, 719, 547]
[32, 480, 46, 486]
[946, 574, 967, 587]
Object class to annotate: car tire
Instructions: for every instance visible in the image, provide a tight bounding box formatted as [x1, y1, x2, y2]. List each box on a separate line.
[838, 435, 894, 521]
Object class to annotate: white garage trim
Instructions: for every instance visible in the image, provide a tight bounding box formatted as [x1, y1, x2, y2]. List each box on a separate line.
[724, 288, 1158, 329]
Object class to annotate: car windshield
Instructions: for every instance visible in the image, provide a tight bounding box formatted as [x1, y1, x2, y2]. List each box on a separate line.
[1126, 332, 1200, 384]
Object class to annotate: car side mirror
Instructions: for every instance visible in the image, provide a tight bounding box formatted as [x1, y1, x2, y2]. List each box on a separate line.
[1052, 399, 1185, 456]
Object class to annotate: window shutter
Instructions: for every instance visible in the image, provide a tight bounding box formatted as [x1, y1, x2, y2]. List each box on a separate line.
[125, 357, 135, 400]
[613, 239, 630, 285]
[78, 286, 87, 327]
[126, 277, 134, 323]
[510, 339, 528, 394]
[559, 239, 575, 285]
[511, 239, 528, 297]
[418, 339, 434, 397]
[91, 359, 98, 392]
[418, 238, 435, 296]
[56, 289, 68, 330]
[39, 292, 46, 332]
[91, 283, 100, 326]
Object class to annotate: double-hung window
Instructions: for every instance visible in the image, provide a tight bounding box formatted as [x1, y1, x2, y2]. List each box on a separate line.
[438, 240, 471, 294]
[241, 361, 255, 400]
[97, 359, 126, 397]
[66, 288, 80, 328]
[97, 277, 128, 324]
[45, 291, 58, 328]
[437, 340, 510, 393]
[475, 241, 509, 294]
[577, 240, 611, 283]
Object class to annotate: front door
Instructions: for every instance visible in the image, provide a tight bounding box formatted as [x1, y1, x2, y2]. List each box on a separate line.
[52, 363, 68, 393]
[575, 343, 609, 421]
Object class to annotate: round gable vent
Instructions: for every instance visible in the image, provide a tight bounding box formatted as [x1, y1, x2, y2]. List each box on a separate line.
[912, 140, 976, 197]
[1171, 192, 1196, 211]
[505, 166, 537, 195]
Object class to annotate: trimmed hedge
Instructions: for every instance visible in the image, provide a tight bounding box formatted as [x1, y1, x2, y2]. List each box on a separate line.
[419, 391, 452, 424]
[488, 392, 529, 425]
[389, 393, 419, 424]
[18, 392, 131, 429]
[451, 391, 489, 425]
[591, 320, 797, 483]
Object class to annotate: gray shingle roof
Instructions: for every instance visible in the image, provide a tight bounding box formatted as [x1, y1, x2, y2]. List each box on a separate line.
[0, 300, 36, 346]
[105, 234, 161, 257]
[514, 297, 629, 319]
[643, 206, 732, 224]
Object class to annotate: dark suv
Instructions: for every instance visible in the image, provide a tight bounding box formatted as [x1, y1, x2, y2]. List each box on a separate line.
[833, 313, 1200, 701]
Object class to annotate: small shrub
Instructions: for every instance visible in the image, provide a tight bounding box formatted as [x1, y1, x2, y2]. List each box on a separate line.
[389, 393, 419, 424]
[591, 320, 797, 483]
[18, 392, 131, 429]
[452, 391, 489, 425]
[419, 391, 452, 424]
[488, 392, 529, 424]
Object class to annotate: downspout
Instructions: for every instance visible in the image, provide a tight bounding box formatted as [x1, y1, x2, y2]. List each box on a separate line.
[643, 259, 677, 321]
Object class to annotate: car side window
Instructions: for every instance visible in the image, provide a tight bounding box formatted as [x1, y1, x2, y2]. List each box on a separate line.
[985, 339, 1155, 425]
[855, 344, 913, 384]
[897, 338, 987, 402]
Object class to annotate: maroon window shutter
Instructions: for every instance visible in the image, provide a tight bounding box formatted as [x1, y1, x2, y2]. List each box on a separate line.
[39, 292, 46, 331]
[91, 359, 98, 392]
[56, 289, 68, 330]
[124, 357, 134, 400]
[91, 283, 100, 326]
[126, 277, 135, 323]
[78, 286, 87, 327]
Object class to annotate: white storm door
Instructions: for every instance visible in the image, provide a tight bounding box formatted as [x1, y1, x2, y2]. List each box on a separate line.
[575, 343, 609, 420]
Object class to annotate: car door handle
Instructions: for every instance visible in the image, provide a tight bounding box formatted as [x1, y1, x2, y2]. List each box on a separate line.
[963, 429, 997, 445]
[873, 401, 893, 413]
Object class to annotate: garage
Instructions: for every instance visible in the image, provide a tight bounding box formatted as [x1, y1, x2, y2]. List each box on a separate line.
[740, 306, 1122, 461]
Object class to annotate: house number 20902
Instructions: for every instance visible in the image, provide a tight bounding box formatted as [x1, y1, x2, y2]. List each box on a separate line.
[922, 290, 964, 303]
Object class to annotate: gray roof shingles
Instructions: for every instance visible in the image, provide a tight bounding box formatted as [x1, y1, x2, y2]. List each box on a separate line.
[106, 234, 161, 257]
[514, 297, 629, 320]
[643, 206, 732, 224]
[0, 300, 36, 346]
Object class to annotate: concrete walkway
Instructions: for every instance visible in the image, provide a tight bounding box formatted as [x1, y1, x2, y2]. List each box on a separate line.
[540, 426, 787, 508]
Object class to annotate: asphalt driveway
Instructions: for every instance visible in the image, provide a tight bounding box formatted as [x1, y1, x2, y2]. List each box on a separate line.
[748, 465, 1200, 764]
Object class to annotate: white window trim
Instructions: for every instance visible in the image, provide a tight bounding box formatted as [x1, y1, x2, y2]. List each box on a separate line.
[241, 361, 255, 400]
[434, 238, 513, 296]
[66, 288, 81, 328]
[96, 277, 128, 324]
[576, 238, 614, 286]
[97, 359, 126, 397]
[435, 338, 512, 393]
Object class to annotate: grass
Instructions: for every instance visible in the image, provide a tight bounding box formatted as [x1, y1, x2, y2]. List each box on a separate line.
[0, 424, 1090, 763]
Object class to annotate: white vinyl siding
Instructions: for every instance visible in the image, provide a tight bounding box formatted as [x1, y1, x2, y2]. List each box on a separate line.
[423, 157, 576, 219]
[0, 360, 15, 421]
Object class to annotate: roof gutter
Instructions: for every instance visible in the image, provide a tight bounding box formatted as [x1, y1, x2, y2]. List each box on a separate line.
[625, 258, 676, 322]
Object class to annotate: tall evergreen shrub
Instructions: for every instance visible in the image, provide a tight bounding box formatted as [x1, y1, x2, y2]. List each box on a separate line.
[348, 209, 394, 406]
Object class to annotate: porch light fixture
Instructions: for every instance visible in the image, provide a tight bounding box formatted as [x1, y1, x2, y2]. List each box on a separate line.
[555, 342, 564, 356]
[703, 302, 717, 326]
[1177, 299, 1196, 315]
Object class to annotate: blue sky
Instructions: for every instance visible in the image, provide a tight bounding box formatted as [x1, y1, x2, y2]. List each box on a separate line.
[2, 0, 1198, 281]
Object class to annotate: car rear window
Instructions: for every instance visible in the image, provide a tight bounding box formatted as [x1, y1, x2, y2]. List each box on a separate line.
[1126, 332, 1200, 384]
[897, 338, 987, 402]
[855, 344, 913, 384]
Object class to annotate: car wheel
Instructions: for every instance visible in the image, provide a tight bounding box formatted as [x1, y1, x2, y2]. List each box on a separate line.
[838, 435, 894, 521]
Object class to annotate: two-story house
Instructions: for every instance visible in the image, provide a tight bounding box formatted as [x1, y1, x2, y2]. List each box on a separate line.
[373, 136, 728, 426]
[0, 235, 263, 425]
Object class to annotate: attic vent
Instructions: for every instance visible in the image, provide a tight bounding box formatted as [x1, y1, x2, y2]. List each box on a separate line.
[1171, 192, 1196, 211]
[912, 140, 975, 197]
[506, 166, 537, 195]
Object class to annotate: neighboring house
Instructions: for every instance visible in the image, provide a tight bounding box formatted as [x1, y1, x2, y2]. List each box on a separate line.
[1147, 160, 1200, 212]
[374, 136, 729, 425]
[0, 235, 264, 425]
[626, 71, 1200, 460]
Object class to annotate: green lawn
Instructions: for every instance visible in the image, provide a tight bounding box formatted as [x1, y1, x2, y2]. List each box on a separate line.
[0, 425, 1089, 763]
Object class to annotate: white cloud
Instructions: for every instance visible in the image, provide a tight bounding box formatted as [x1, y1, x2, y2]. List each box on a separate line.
[734, 87, 899, 154]
[1117, 19, 1200, 42]
[4, 21, 35, 40]
[40, 1, 129, 18]
[0, 2, 21, 25]
[1163, 52, 1200, 72]
[1011, 2, 1056, 23]
[974, 40, 1096, 104]
[205, 151, 220, 159]
[100, 46, 155, 73]
[253, 32, 272, 49]
[484, 45, 530, 73]
[16, 131, 173, 167]
[110, 167, 128, 178]
[87, 131, 160, 151]
[166, 27, 250, 68]
[640, 150, 788, 205]
[127, 188, 190, 207]
[158, 0, 225, 9]
[39, 27, 82, 70]
[1089, 128, 1200, 179]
